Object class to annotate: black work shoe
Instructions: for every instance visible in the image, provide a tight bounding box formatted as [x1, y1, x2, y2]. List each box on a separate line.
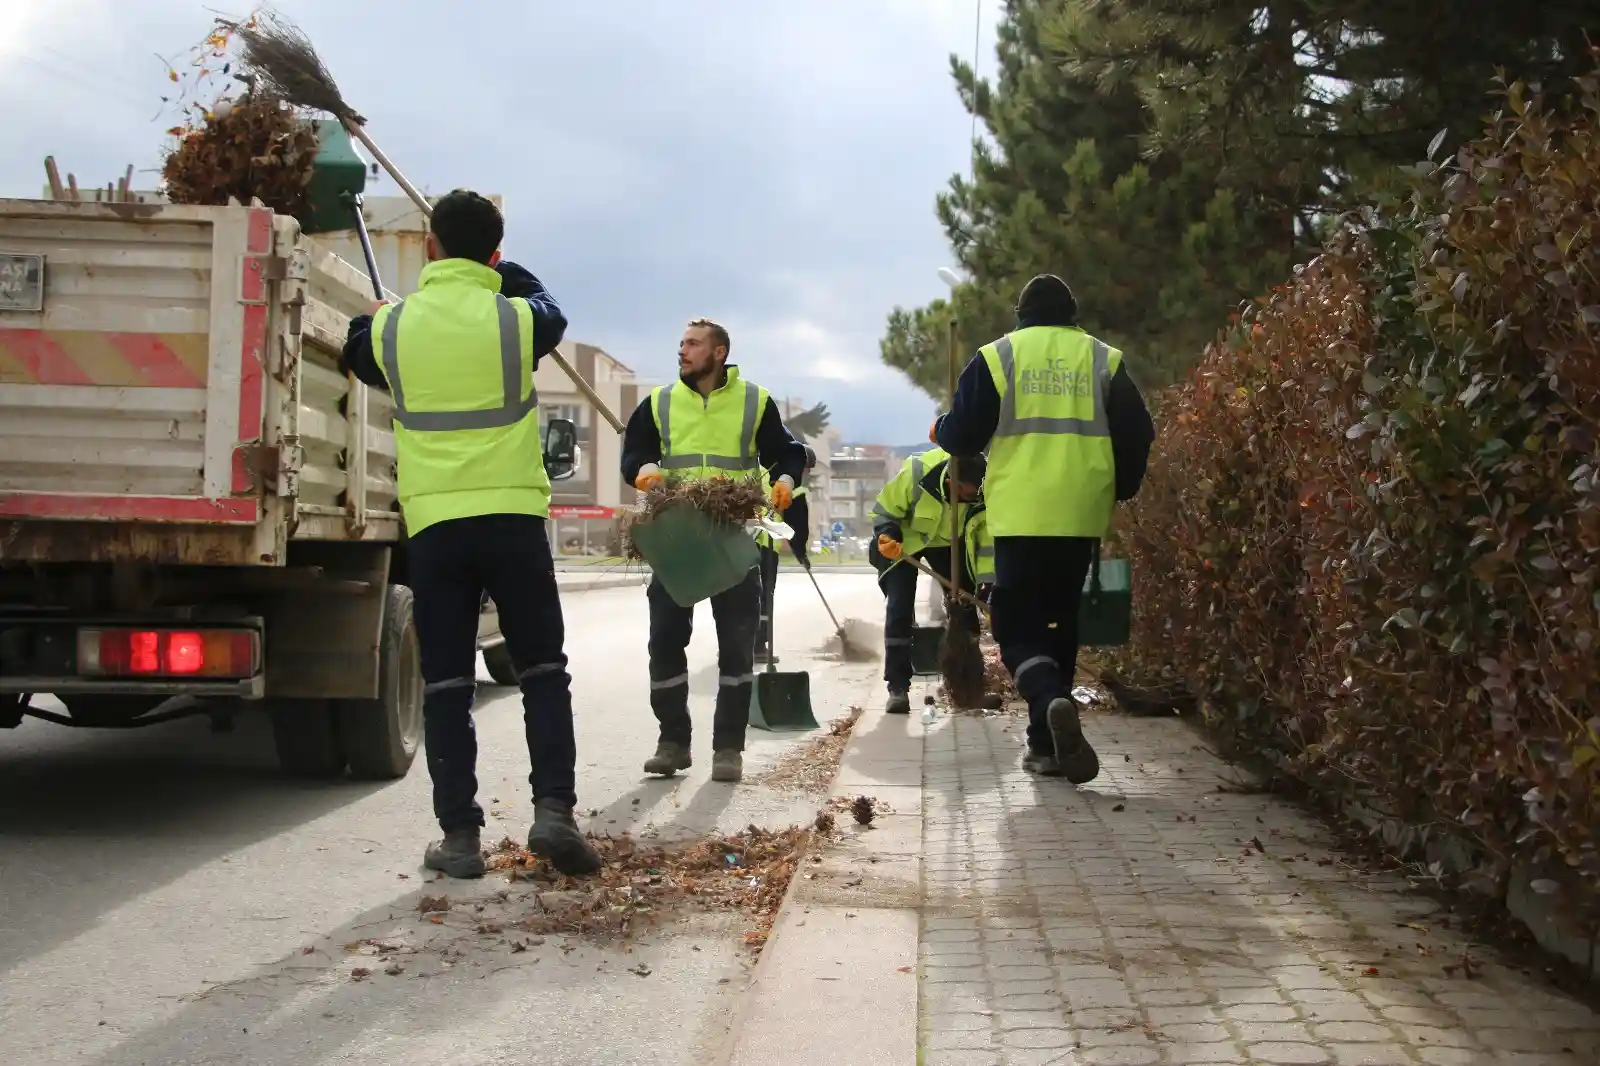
[886, 690, 912, 715]
[527, 799, 603, 877]
[643, 742, 692, 777]
[1047, 696, 1100, 784]
[711, 749, 743, 783]
[423, 829, 486, 879]
[1022, 750, 1063, 776]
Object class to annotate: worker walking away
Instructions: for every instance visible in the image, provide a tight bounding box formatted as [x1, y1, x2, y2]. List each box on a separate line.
[342, 189, 600, 879]
[755, 444, 815, 663]
[869, 448, 986, 714]
[934, 273, 1154, 783]
[622, 319, 806, 782]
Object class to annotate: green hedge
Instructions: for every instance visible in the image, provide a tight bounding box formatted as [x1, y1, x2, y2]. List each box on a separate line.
[1119, 70, 1600, 904]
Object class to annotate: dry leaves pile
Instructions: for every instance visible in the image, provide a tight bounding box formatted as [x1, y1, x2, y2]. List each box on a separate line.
[748, 706, 863, 795]
[485, 823, 818, 951]
[162, 94, 318, 220]
[622, 475, 771, 561]
[982, 644, 1016, 702]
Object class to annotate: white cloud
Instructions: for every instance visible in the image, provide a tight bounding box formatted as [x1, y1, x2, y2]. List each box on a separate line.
[0, 0, 1003, 443]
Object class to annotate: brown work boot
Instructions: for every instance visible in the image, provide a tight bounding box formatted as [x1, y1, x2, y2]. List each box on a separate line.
[643, 742, 692, 777]
[1047, 697, 1100, 784]
[711, 749, 743, 783]
[423, 829, 487, 879]
[885, 689, 911, 715]
[526, 799, 603, 877]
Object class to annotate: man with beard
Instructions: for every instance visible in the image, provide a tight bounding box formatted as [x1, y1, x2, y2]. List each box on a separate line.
[620, 319, 806, 783]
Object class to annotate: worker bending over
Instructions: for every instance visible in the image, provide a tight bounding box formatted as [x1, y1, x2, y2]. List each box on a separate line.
[342, 189, 600, 878]
[934, 274, 1154, 782]
[869, 447, 986, 714]
[755, 444, 815, 663]
[621, 319, 806, 782]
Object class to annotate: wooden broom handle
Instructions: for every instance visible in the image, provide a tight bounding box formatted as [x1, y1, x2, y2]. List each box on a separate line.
[342, 117, 626, 434]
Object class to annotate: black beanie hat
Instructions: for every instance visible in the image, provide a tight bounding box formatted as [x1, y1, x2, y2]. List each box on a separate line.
[1016, 274, 1078, 327]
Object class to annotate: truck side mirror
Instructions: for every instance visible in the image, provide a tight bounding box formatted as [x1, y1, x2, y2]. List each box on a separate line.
[543, 417, 579, 482]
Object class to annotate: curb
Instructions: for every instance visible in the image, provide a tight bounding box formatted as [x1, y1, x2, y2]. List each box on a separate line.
[717, 685, 925, 1066]
[555, 573, 650, 592]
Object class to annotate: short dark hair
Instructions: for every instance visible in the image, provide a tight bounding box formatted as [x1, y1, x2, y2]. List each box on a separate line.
[431, 189, 503, 264]
[686, 317, 731, 358]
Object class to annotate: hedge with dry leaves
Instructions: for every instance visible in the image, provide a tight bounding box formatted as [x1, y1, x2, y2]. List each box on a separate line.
[1117, 69, 1600, 906]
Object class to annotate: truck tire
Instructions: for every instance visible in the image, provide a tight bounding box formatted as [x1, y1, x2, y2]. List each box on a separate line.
[339, 584, 423, 780]
[482, 643, 519, 687]
[271, 699, 347, 777]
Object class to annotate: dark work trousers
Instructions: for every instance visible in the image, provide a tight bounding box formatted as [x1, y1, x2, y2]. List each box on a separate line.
[989, 536, 1097, 754]
[869, 540, 978, 693]
[647, 566, 762, 752]
[755, 543, 780, 659]
[407, 513, 577, 833]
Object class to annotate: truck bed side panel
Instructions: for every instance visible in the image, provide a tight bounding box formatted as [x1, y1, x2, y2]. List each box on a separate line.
[0, 201, 272, 533]
[286, 232, 400, 543]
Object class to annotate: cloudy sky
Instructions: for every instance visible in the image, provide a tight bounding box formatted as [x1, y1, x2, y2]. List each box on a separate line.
[0, 1, 997, 444]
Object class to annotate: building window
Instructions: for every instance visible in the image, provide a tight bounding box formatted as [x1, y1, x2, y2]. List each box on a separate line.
[542, 403, 582, 426]
[829, 478, 853, 496]
[834, 498, 857, 519]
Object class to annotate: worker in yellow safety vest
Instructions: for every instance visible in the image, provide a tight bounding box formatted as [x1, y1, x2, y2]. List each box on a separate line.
[869, 447, 986, 714]
[754, 444, 814, 664]
[933, 274, 1154, 783]
[621, 318, 806, 783]
[341, 189, 601, 879]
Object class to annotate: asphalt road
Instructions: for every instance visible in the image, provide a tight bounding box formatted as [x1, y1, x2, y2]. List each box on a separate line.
[0, 571, 894, 1066]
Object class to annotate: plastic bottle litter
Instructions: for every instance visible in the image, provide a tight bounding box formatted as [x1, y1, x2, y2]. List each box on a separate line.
[922, 705, 938, 724]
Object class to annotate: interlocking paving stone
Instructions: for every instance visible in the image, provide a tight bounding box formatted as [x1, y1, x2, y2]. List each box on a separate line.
[917, 712, 1600, 1066]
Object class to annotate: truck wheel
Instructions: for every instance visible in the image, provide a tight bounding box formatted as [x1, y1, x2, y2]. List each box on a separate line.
[271, 699, 347, 777]
[61, 694, 166, 726]
[482, 643, 519, 686]
[339, 584, 423, 780]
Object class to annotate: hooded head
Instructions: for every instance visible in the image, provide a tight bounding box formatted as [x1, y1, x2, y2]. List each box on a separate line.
[1015, 274, 1078, 329]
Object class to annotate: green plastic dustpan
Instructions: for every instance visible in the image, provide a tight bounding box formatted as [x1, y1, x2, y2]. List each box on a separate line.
[748, 568, 817, 732]
[627, 502, 761, 608]
[910, 624, 944, 676]
[1079, 556, 1132, 647]
[749, 664, 817, 731]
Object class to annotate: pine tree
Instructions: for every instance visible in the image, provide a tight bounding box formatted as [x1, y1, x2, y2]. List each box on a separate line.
[1047, 0, 1599, 222]
[880, 0, 1290, 397]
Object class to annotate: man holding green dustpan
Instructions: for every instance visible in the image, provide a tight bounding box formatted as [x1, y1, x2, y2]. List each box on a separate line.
[620, 318, 806, 784]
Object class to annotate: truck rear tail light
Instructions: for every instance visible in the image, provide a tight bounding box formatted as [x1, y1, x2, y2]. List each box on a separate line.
[76, 628, 259, 679]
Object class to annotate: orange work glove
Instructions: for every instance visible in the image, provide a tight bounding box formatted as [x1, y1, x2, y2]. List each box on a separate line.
[634, 464, 663, 492]
[928, 418, 939, 444]
[771, 479, 793, 511]
[877, 533, 903, 561]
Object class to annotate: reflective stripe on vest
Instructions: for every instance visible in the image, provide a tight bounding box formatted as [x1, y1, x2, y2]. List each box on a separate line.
[869, 453, 927, 525]
[656, 380, 762, 472]
[991, 334, 1111, 440]
[379, 294, 537, 431]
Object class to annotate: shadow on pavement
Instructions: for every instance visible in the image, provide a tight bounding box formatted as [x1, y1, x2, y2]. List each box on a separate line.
[0, 710, 387, 980]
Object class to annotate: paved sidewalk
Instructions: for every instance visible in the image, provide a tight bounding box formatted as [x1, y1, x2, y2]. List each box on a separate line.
[920, 711, 1600, 1066]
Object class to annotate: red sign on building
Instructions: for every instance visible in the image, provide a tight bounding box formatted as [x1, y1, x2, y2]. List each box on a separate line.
[549, 505, 616, 520]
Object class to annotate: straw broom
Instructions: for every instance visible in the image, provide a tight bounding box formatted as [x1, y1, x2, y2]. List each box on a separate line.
[220, 12, 625, 434]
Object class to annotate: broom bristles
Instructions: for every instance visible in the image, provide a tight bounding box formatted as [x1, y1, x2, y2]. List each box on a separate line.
[224, 13, 358, 121]
[939, 616, 987, 709]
